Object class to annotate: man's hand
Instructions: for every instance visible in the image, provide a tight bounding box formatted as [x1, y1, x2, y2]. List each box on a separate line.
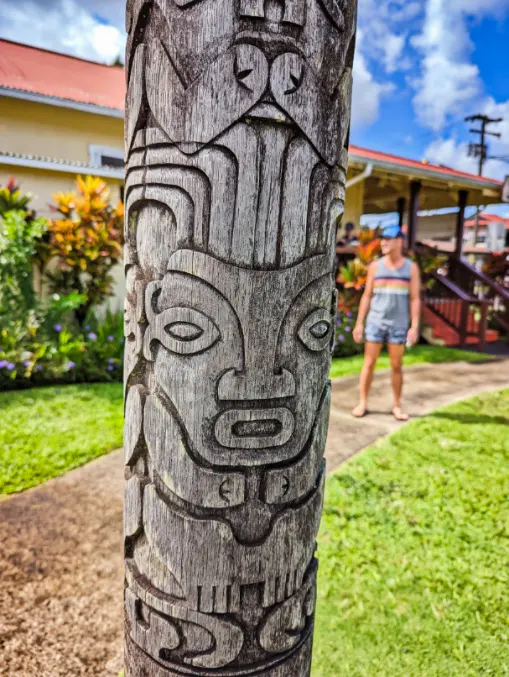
[353, 323, 364, 344]
[407, 327, 419, 346]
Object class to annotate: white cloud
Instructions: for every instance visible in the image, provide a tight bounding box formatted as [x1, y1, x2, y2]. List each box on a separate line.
[412, 0, 509, 131]
[382, 33, 406, 74]
[0, 0, 126, 63]
[348, 0, 422, 128]
[351, 34, 395, 128]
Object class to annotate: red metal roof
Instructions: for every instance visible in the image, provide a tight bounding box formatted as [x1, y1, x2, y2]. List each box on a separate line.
[0, 39, 504, 190]
[465, 213, 509, 229]
[349, 145, 501, 186]
[0, 38, 125, 110]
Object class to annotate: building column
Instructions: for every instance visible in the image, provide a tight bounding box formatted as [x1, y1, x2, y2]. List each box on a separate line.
[407, 181, 421, 251]
[396, 197, 406, 229]
[455, 190, 469, 259]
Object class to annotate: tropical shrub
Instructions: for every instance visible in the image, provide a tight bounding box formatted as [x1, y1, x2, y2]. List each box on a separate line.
[0, 180, 48, 318]
[336, 227, 381, 312]
[0, 305, 124, 390]
[45, 176, 124, 324]
[482, 252, 509, 286]
[0, 177, 125, 390]
[332, 310, 362, 358]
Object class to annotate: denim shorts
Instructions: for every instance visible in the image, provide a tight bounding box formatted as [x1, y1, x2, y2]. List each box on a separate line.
[365, 324, 407, 345]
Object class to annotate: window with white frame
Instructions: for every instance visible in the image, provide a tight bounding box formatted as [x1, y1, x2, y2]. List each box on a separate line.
[89, 144, 125, 169]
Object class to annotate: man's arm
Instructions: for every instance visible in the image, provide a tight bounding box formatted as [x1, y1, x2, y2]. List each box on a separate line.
[407, 261, 421, 345]
[353, 262, 377, 343]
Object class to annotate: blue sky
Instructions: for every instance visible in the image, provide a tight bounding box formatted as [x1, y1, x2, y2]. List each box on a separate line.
[0, 0, 508, 192]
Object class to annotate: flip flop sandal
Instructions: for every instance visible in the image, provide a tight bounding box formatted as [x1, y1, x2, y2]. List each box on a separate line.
[352, 407, 368, 418]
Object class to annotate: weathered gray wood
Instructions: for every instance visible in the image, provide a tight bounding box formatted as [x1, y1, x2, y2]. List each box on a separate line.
[124, 1, 357, 675]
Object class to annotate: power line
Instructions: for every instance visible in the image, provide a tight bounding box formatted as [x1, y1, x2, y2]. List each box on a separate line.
[465, 114, 503, 175]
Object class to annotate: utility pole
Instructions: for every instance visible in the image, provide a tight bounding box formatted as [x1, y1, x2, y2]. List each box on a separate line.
[466, 114, 502, 176]
[465, 114, 502, 246]
[123, 2, 358, 677]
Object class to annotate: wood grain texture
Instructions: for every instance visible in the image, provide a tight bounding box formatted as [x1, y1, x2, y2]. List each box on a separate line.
[124, 1, 357, 674]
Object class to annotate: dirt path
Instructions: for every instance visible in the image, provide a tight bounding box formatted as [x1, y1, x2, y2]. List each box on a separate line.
[0, 452, 124, 677]
[0, 359, 507, 676]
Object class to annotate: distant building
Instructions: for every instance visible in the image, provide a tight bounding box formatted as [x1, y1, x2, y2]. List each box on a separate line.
[0, 39, 125, 216]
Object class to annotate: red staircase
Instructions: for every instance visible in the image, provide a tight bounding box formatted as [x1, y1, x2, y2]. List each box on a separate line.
[422, 304, 499, 346]
[417, 245, 509, 352]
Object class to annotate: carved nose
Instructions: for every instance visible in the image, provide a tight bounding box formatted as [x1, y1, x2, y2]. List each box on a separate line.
[217, 368, 295, 401]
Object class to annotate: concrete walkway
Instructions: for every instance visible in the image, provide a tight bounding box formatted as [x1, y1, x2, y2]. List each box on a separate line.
[0, 359, 507, 676]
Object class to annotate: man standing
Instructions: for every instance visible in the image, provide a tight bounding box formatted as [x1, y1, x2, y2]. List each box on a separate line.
[352, 223, 421, 420]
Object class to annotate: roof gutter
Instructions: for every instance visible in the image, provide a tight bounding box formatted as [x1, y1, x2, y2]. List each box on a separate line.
[345, 162, 373, 189]
[0, 153, 124, 179]
[349, 152, 501, 194]
[0, 87, 124, 119]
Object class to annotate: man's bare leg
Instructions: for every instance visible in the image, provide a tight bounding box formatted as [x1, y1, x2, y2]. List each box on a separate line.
[387, 342, 408, 421]
[352, 341, 383, 417]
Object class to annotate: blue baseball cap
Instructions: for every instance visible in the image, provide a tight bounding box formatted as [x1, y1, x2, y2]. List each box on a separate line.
[380, 223, 404, 239]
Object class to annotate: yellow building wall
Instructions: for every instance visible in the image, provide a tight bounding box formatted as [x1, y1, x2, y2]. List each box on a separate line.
[0, 165, 123, 217]
[0, 98, 124, 165]
[343, 179, 365, 227]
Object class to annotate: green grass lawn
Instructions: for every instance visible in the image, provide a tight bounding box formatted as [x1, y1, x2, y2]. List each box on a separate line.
[330, 344, 492, 379]
[0, 383, 123, 495]
[313, 389, 509, 677]
[0, 345, 497, 496]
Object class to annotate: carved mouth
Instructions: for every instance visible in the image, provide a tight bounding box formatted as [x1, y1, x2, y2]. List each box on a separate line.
[215, 408, 294, 449]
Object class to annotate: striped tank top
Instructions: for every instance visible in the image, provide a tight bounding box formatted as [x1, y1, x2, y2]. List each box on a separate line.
[366, 257, 412, 329]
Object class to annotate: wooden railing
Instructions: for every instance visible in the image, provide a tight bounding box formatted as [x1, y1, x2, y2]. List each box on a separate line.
[423, 271, 489, 350]
[448, 258, 509, 336]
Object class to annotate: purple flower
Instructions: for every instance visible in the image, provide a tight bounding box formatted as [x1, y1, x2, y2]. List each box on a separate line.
[88, 332, 97, 340]
[338, 334, 345, 342]
[119, 337, 125, 344]
[85, 325, 90, 330]
[0, 360, 7, 369]
[346, 311, 353, 317]
[108, 335, 114, 342]
[107, 358, 115, 364]
[7, 362, 15, 371]
[23, 360, 30, 367]
[67, 361, 76, 369]
[35, 365, 43, 372]
[107, 365, 114, 371]
[54, 324, 62, 332]
[345, 326, 351, 333]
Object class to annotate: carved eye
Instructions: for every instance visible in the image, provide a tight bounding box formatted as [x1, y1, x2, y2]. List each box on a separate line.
[310, 321, 329, 339]
[166, 322, 203, 342]
[150, 307, 220, 356]
[298, 309, 332, 352]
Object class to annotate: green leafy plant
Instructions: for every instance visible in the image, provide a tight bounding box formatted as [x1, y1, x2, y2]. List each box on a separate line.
[45, 176, 124, 324]
[332, 310, 363, 358]
[0, 305, 124, 390]
[336, 228, 381, 312]
[0, 181, 48, 318]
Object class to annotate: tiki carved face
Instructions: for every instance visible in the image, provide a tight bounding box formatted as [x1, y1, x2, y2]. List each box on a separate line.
[144, 250, 333, 467]
[133, 0, 357, 93]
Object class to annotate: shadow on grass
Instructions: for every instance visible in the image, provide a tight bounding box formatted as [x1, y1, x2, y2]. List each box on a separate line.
[430, 411, 509, 426]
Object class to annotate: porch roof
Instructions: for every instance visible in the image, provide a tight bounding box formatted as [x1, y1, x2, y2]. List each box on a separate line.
[349, 146, 504, 213]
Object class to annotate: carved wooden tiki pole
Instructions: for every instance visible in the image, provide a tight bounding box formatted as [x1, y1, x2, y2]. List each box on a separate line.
[124, 1, 357, 675]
